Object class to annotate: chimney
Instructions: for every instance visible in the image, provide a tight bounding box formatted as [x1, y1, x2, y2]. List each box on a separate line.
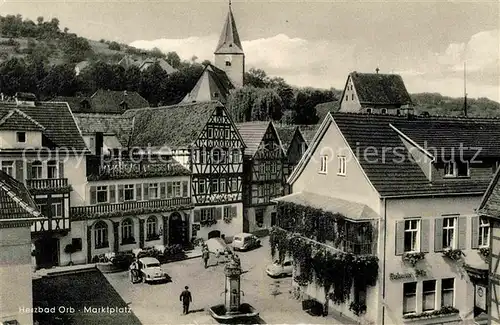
[95, 132, 104, 157]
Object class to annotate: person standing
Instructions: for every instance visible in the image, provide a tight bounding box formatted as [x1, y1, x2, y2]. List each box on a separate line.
[180, 286, 192, 315]
[130, 259, 138, 283]
[202, 248, 210, 268]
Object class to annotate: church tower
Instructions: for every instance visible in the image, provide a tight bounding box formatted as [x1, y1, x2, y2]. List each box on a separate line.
[214, 1, 245, 88]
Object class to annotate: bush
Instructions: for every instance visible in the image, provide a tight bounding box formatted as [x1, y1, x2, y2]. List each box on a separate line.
[108, 41, 121, 51]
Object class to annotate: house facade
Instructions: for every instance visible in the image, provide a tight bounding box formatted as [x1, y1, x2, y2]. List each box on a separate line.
[339, 71, 414, 115]
[0, 171, 44, 325]
[0, 96, 89, 269]
[237, 122, 285, 233]
[182, 2, 244, 104]
[281, 112, 493, 325]
[124, 101, 245, 241]
[477, 169, 500, 325]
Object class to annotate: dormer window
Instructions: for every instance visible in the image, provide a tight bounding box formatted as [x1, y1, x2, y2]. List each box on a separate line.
[16, 132, 26, 143]
[444, 161, 469, 178]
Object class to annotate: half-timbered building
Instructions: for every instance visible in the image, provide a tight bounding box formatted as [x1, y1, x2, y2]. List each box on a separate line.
[0, 170, 43, 325]
[124, 101, 245, 240]
[279, 112, 496, 324]
[478, 168, 500, 325]
[236, 121, 284, 233]
[0, 95, 89, 269]
[70, 113, 194, 263]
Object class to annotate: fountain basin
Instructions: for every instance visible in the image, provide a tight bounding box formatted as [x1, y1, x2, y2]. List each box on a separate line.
[209, 303, 259, 323]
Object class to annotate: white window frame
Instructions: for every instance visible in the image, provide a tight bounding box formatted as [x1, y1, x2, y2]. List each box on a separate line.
[422, 280, 437, 311]
[442, 217, 457, 249]
[121, 218, 134, 240]
[220, 178, 226, 193]
[51, 202, 63, 218]
[47, 160, 58, 179]
[231, 178, 238, 193]
[1, 161, 14, 176]
[319, 155, 328, 174]
[211, 179, 219, 193]
[479, 217, 490, 248]
[146, 216, 157, 238]
[403, 282, 417, 315]
[207, 128, 213, 138]
[445, 161, 470, 178]
[31, 161, 43, 179]
[404, 219, 420, 253]
[172, 181, 181, 198]
[198, 179, 206, 194]
[441, 278, 455, 307]
[337, 156, 346, 176]
[124, 184, 135, 201]
[94, 221, 108, 248]
[96, 186, 108, 204]
[149, 183, 159, 199]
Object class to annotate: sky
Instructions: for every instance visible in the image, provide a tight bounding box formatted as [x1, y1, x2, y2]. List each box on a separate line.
[2, 0, 499, 101]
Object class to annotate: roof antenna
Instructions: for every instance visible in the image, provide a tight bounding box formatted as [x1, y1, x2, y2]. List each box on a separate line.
[464, 61, 468, 117]
[376, 67, 380, 74]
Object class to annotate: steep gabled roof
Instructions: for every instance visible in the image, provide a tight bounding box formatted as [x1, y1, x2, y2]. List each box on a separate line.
[275, 125, 298, 153]
[52, 96, 91, 113]
[90, 89, 149, 114]
[139, 57, 177, 74]
[125, 101, 225, 149]
[182, 64, 234, 104]
[214, 4, 244, 54]
[348, 72, 412, 106]
[73, 113, 134, 147]
[315, 101, 340, 123]
[0, 101, 88, 151]
[478, 167, 500, 218]
[291, 112, 500, 197]
[298, 124, 320, 145]
[0, 109, 46, 131]
[236, 121, 272, 157]
[0, 170, 42, 221]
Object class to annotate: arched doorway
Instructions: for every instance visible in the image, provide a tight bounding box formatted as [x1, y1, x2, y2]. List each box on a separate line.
[169, 212, 187, 246]
[208, 230, 221, 239]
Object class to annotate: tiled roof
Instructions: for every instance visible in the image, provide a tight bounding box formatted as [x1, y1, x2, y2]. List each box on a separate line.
[52, 96, 91, 112]
[315, 101, 339, 123]
[275, 125, 298, 152]
[0, 170, 41, 220]
[0, 109, 45, 131]
[0, 101, 88, 151]
[350, 72, 412, 106]
[236, 121, 271, 157]
[215, 5, 244, 54]
[125, 101, 223, 149]
[73, 113, 134, 147]
[298, 124, 320, 144]
[182, 64, 234, 104]
[89, 89, 149, 114]
[139, 58, 177, 74]
[275, 191, 380, 221]
[331, 112, 498, 196]
[478, 168, 500, 218]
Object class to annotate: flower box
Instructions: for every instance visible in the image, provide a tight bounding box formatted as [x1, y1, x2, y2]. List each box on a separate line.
[402, 252, 426, 267]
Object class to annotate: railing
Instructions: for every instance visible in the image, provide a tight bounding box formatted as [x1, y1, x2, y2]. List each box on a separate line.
[70, 197, 192, 217]
[26, 178, 68, 189]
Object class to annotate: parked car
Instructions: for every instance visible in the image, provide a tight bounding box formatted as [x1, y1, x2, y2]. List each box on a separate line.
[206, 237, 231, 255]
[266, 260, 293, 277]
[232, 233, 261, 251]
[137, 257, 168, 283]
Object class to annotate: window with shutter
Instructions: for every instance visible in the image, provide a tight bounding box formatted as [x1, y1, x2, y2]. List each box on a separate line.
[458, 216, 467, 250]
[182, 181, 188, 197]
[136, 184, 142, 201]
[59, 161, 64, 178]
[118, 185, 124, 202]
[231, 206, 237, 218]
[194, 210, 201, 223]
[90, 186, 97, 205]
[395, 221, 405, 255]
[420, 219, 430, 253]
[160, 183, 166, 198]
[143, 184, 149, 200]
[434, 218, 444, 252]
[167, 182, 173, 198]
[26, 161, 31, 180]
[215, 207, 222, 220]
[471, 216, 479, 249]
[15, 160, 24, 182]
[109, 185, 116, 203]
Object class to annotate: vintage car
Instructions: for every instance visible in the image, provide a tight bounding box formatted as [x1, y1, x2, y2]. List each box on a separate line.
[266, 260, 293, 278]
[137, 257, 168, 283]
[232, 233, 261, 251]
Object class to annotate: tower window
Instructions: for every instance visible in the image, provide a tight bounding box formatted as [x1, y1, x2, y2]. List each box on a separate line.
[225, 61, 231, 66]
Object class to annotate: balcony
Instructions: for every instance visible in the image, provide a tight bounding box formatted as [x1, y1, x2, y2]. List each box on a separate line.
[71, 197, 193, 220]
[26, 178, 71, 194]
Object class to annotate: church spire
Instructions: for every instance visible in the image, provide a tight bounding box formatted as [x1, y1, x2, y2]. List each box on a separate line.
[214, 1, 243, 54]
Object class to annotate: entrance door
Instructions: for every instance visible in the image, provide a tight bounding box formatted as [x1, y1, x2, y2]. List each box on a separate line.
[35, 237, 59, 269]
[169, 213, 186, 246]
[271, 212, 277, 226]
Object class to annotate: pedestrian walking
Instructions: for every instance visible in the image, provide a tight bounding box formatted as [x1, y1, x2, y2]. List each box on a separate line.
[130, 259, 139, 283]
[180, 286, 192, 315]
[202, 248, 210, 268]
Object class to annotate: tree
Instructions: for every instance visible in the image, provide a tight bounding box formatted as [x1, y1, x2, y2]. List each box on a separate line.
[139, 62, 169, 106]
[226, 86, 259, 122]
[0, 58, 37, 95]
[201, 59, 211, 67]
[37, 16, 44, 25]
[125, 66, 142, 91]
[244, 68, 269, 88]
[166, 51, 181, 69]
[149, 47, 166, 59]
[108, 41, 121, 51]
[251, 88, 284, 121]
[39, 64, 78, 98]
[77, 61, 123, 94]
[61, 34, 93, 63]
[293, 88, 337, 124]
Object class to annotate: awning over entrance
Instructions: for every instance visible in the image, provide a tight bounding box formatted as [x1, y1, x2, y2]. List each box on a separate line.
[463, 252, 489, 283]
[274, 192, 380, 221]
